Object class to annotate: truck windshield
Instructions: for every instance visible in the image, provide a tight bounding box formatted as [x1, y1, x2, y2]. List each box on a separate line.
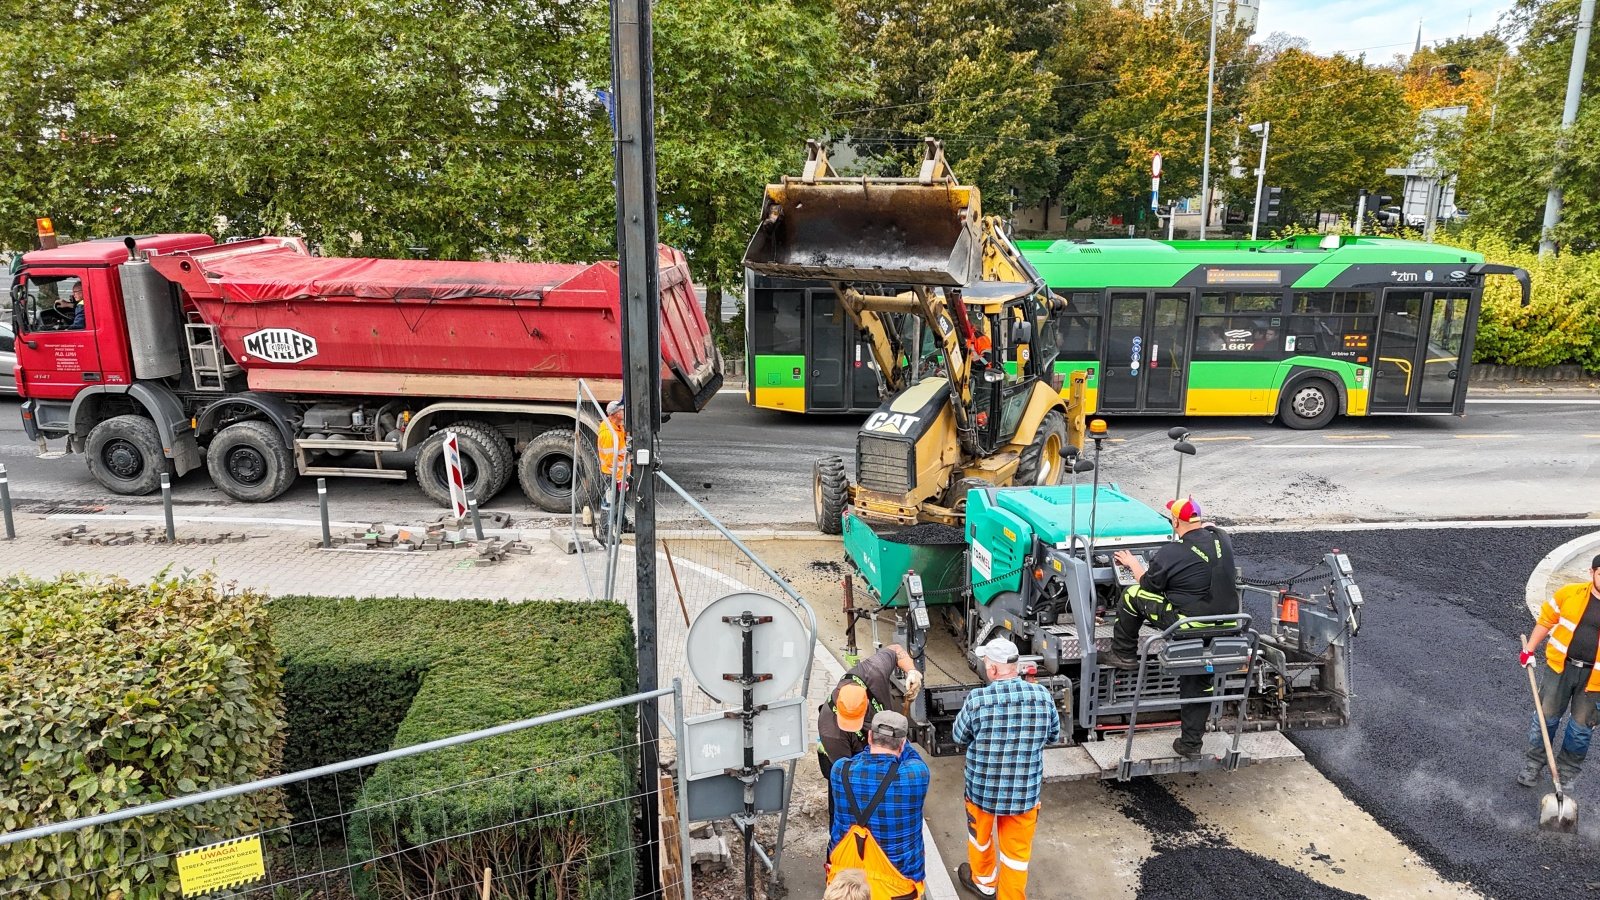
[18, 275, 85, 333]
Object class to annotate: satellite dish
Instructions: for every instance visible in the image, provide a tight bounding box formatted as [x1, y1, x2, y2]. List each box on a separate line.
[687, 592, 810, 706]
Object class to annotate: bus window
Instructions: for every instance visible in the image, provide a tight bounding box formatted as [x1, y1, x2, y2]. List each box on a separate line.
[1193, 315, 1285, 359]
[1294, 291, 1376, 315]
[1051, 290, 1100, 356]
[1232, 292, 1283, 312]
[751, 289, 805, 354]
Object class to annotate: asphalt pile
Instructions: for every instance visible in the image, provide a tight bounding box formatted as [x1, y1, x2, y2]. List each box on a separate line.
[1241, 526, 1596, 900]
[1109, 779, 1363, 899]
[880, 523, 967, 546]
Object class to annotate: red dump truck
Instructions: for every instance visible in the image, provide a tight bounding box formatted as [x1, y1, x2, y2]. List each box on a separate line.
[9, 231, 721, 509]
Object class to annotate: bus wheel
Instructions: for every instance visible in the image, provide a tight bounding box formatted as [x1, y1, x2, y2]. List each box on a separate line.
[1280, 379, 1337, 430]
[814, 456, 848, 535]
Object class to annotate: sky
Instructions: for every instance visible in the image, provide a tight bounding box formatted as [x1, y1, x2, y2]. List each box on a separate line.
[1253, 1, 1516, 59]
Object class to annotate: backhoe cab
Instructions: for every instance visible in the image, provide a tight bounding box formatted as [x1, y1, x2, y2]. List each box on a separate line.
[744, 139, 1087, 534]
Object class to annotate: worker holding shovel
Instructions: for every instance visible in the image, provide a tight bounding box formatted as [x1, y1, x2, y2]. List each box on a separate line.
[1519, 554, 1600, 799]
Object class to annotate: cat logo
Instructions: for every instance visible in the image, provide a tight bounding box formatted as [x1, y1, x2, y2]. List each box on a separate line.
[865, 412, 920, 435]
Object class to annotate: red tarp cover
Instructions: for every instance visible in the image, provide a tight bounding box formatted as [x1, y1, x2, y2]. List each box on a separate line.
[195, 248, 589, 303]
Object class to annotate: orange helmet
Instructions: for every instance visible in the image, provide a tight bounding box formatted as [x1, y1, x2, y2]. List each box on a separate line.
[834, 682, 869, 732]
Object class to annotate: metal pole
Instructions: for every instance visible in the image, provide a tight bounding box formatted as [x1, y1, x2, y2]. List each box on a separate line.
[672, 679, 695, 900]
[160, 473, 175, 543]
[1250, 122, 1270, 240]
[1354, 189, 1368, 236]
[466, 489, 485, 540]
[740, 615, 757, 900]
[318, 478, 331, 549]
[0, 463, 14, 540]
[1198, 0, 1219, 240]
[612, 0, 663, 890]
[1540, 0, 1596, 257]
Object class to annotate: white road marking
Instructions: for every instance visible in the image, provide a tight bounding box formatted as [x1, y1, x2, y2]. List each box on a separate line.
[1232, 517, 1599, 533]
[1465, 398, 1600, 405]
[45, 512, 376, 529]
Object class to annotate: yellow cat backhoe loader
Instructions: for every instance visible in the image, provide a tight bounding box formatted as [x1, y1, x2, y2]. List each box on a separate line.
[743, 138, 1088, 534]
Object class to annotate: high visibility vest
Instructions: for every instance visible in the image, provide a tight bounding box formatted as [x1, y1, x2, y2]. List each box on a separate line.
[597, 419, 629, 480]
[1539, 583, 1600, 691]
[827, 758, 924, 900]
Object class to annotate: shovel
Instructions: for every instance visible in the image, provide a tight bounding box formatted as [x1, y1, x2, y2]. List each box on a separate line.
[1522, 635, 1580, 832]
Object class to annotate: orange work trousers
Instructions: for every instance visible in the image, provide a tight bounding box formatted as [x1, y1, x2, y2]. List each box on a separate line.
[964, 799, 1039, 900]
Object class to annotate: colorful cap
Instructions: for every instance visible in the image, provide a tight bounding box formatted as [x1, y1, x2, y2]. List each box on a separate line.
[834, 682, 869, 732]
[1165, 496, 1204, 523]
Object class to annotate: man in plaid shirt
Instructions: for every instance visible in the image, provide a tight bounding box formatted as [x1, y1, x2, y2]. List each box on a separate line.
[952, 638, 1060, 900]
[828, 710, 930, 898]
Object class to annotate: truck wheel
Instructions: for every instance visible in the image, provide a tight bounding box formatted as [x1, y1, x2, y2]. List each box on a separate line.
[814, 456, 848, 535]
[1279, 379, 1337, 430]
[450, 420, 514, 496]
[518, 429, 601, 514]
[85, 415, 168, 496]
[207, 421, 296, 502]
[1016, 410, 1066, 486]
[415, 428, 506, 507]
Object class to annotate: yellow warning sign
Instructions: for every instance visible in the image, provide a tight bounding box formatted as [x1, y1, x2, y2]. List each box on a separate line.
[175, 835, 265, 897]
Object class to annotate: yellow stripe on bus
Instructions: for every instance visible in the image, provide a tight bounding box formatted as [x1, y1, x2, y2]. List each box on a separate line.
[1185, 388, 1275, 416]
[752, 386, 807, 411]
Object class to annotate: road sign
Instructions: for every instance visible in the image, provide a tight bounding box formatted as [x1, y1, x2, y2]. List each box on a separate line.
[684, 767, 787, 821]
[1152, 153, 1162, 177]
[682, 697, 808, 780]
[443, 431, 468, 521]
[686, 592, 809, 707]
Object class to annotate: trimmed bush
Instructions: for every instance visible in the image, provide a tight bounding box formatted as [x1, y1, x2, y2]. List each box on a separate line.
[0, 573, 286, 898]
[1461, 231, 1600, 373]
[271, 597, 638, 900]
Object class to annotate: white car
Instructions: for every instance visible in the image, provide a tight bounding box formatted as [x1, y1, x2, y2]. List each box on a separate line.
[0, 321, 16, 394]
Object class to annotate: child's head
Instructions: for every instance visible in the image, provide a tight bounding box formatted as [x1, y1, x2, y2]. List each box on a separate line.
[823, 868, 870, 900]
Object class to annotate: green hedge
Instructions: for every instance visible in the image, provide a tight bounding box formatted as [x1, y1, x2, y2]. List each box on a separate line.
[271, 597, 639, 900]
[0, 573, 286, 898]
[1459, 231, 1600, 373]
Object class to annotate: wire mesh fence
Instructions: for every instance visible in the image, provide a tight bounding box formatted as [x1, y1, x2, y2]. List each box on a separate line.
[0, 687, 689, 900]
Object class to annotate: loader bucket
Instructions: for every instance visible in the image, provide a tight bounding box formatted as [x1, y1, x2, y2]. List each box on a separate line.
[743, 180, 982, 287]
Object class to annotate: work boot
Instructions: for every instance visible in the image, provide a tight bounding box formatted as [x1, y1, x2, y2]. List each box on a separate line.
[1172, 737, 1202, 760]
[1518, 759, 1545, 788]
[1101, 648, 1139, 671]
[955, 863, 996, 898]
[1556, 753, 1583, 791]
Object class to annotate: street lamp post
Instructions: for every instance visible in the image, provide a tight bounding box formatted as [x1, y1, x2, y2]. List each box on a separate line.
[1248, 121, 1270, 240]
[1199, 0, 1219, 239]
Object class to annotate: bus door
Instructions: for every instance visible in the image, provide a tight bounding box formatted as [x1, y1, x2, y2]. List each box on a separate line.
[1371, 289, 1470, 413]
[1099, 290, 1190, 413]
[804, 289, 880, 412]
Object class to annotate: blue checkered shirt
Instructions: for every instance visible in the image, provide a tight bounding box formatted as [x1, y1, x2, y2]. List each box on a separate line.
[951, 677, 1060, 815]
[828, 745, 930, 882]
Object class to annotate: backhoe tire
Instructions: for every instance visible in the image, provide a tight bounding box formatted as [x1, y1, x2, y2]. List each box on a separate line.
[814, 456, 848, 535]
[518, 428, 602, 514]
[450, 420, 514, 494]
[1279, 378, 1338, 430]
[415, 427, 507, 508]
[1016, 410, 1067, 487]
[85, 415, 168, 496]
[207, 421, 295, 502]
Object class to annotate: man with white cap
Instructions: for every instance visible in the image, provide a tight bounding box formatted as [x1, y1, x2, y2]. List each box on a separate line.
[595, 398, 631, 536]
[951, 637, 1059, 900]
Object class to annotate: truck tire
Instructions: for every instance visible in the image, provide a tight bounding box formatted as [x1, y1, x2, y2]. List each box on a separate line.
[1279, 378, 1337, 430]
[1015, 409, 1067, 486]
[207, 421, 296, 502]
[814, 456, 848, 535]
[450, 420, 514, 496]
[517, 429, 601, 514]
[85, 415, 168, 496]
[415, 428, 506, 507]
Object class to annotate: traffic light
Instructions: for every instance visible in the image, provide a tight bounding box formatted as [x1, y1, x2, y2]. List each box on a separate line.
[1259, 186, 1284, 224]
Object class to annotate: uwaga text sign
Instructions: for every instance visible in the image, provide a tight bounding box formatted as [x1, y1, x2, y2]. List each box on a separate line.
[241, 328, 319, 364]
[174, 835, 265, 896]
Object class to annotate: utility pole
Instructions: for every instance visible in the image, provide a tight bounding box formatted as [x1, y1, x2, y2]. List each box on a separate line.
[1248, 121, 1270, 240]
[1199, 0, 1219, 240]
[610, 0, 663, 895]
[1540, 0, 1595, 257]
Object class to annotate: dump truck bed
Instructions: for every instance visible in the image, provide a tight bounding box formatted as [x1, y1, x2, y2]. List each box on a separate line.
[148, 239, 720, 410]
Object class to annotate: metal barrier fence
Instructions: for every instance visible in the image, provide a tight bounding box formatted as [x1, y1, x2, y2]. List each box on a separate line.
[0, 685, 692, 900]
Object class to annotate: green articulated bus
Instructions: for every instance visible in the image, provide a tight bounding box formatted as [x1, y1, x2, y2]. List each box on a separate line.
[745, 234, 1529, 428]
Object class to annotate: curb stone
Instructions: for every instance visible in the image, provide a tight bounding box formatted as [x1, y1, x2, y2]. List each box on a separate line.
[1525, 529, 1600, 618]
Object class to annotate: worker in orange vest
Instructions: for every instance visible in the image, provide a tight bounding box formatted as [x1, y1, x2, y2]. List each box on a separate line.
[596, 399, 631, 537]
[1520, 554, 1600, 789]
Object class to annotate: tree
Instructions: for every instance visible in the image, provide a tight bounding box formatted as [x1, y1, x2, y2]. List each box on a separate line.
[1233, 49, 1410, 217]
[1459, 0, 1600, 250]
